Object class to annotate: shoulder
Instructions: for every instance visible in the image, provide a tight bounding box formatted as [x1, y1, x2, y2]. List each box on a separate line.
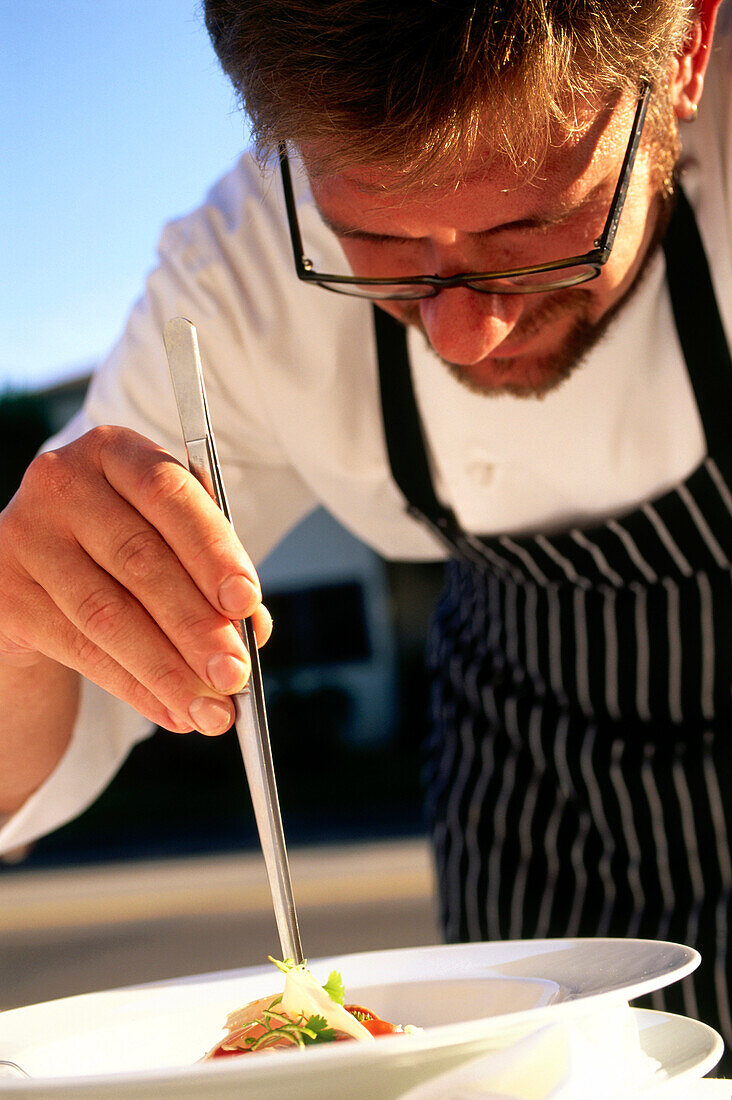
[155, 150, 289, 278]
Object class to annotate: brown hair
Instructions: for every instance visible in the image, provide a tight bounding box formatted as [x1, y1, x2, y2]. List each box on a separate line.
[204, 0, 695, 179]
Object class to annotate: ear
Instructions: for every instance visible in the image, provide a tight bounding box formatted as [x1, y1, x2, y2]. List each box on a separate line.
[669, 0, 723, 120]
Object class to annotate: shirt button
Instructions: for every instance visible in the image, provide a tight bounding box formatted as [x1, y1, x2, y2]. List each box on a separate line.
[466, 454, 496, 485]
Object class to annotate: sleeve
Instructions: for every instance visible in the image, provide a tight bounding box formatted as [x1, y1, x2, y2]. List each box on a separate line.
[0, 678, 154, 855]
[0, 155, 320, 857]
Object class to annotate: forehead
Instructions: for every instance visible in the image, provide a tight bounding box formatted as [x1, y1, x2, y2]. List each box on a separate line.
[303, 88, 633, 227]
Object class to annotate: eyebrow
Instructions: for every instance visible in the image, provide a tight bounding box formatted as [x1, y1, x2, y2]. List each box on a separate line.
[317, 183, 605, 244]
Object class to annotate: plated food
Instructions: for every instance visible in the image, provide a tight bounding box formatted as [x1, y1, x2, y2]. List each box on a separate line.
[202, 958, 419, 1060]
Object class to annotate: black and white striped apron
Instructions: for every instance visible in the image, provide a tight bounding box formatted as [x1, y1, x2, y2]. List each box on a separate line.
[374, 186, 732, 1068]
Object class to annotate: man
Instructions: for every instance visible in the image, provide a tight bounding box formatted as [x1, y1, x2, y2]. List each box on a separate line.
[1, 0, 730, 1065]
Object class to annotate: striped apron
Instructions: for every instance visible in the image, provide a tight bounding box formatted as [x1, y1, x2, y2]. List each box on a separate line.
[374, 186, 732, 1066]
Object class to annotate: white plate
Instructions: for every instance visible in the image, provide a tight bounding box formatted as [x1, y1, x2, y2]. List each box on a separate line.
[637, 1010, 723, 1087]
[0, 939, 701, 1098]
[396, 1009, 723, 1099]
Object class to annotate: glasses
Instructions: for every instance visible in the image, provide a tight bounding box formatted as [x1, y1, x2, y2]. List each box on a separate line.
[279, 81, 651, 299]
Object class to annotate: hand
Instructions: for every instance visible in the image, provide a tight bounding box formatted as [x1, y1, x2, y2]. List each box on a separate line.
[0, 426, 272, 735]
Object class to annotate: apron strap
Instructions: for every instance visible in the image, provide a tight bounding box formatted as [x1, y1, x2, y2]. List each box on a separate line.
[663, 184, 732, 460]
[374, 306, 468, 553]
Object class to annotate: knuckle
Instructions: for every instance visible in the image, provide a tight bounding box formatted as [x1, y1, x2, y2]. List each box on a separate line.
[189, 531, 229, 566]
[144, 661, 190, 701]
[65, 629, 115, 684]
[75, 587, 129, 642]
[127, 676, 163, 716]
[175, 605, 228, 641]
[0, 626, 36, 662]
[0, 501, 25, 547]
[85, 424, 118, 451]
[72, 632, 110, 671]
[188, 530, 250, 588]
[112, 527, 166, 582]
[136, 456, 190, 509]
[87, 424, 148, 471]
[21, 448, 76, 499]
[70, 425, 119, 472]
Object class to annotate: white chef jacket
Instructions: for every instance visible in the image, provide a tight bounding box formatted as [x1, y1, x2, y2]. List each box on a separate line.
[1, 16, 731, 855]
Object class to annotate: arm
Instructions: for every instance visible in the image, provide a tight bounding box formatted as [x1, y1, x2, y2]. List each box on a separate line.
[0, 658, 79, 816]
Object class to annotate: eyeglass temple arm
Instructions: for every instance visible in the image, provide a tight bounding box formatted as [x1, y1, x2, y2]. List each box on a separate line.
[278, 144, 311, 274]
[595, 80, 652, 255]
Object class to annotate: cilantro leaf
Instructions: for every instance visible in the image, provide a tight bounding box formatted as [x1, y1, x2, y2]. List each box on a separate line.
[322, 970, 345, 1005]
[302, 1015, 338, 1044]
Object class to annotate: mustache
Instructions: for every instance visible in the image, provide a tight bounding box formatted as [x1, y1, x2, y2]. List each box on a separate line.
[391, 287, 594, 363]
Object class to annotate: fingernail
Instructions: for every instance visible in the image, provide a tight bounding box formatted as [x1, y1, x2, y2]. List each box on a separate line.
[189, 696, 233, 735]
[206, 652, 249, 693]
[219, 573, 259, 616]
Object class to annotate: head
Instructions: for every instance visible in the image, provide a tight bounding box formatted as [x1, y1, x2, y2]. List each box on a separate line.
[205, 0, 722, 396]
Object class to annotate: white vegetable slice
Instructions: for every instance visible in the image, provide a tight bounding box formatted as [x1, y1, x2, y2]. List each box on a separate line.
[281, 966, 375, 1042]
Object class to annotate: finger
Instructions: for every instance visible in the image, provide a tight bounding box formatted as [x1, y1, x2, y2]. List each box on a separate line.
[66, 481, 253, 695]
[251, 602, 273, 648]
[1, 580, 194, 733]
[15, 541, 237, 736]
[93, 430, 263, 619]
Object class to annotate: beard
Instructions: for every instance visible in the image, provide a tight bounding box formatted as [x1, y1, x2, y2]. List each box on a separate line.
[429, 289, 607, 398]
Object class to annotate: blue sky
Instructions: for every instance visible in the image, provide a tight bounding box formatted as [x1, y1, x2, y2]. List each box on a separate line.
[2, 1, 252, 390]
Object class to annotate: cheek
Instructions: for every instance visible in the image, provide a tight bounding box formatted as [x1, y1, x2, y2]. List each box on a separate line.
[595, 204, 652, 303]
[597, 155, 664, 299]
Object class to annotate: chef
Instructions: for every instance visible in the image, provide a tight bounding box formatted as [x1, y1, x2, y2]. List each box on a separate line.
[1, 0, 731, 1070]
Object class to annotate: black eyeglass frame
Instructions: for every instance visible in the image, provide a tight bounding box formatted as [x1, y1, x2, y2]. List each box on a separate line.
[278, 79, 652, 299]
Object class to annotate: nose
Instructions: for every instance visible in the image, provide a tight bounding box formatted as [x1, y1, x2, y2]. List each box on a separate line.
[418, 287, 525, 365]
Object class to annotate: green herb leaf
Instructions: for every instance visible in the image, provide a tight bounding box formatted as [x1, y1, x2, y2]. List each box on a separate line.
[302, 1015, 338, 1044]
[322, 970, 345, 1005]
[268, 955, 305, 975]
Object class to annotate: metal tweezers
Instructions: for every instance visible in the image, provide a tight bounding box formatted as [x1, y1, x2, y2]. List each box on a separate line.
[163, 317, 303, 965]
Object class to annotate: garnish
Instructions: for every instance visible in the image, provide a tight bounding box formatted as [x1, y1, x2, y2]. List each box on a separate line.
[202, 957, 417, 1061]
[301, 1015, 338, 1044]
[268, 956, 345, 1007]
[269, 956, 298, 975]
[243, 1010, 338, 1050]
[322, 970, 345, 1006]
